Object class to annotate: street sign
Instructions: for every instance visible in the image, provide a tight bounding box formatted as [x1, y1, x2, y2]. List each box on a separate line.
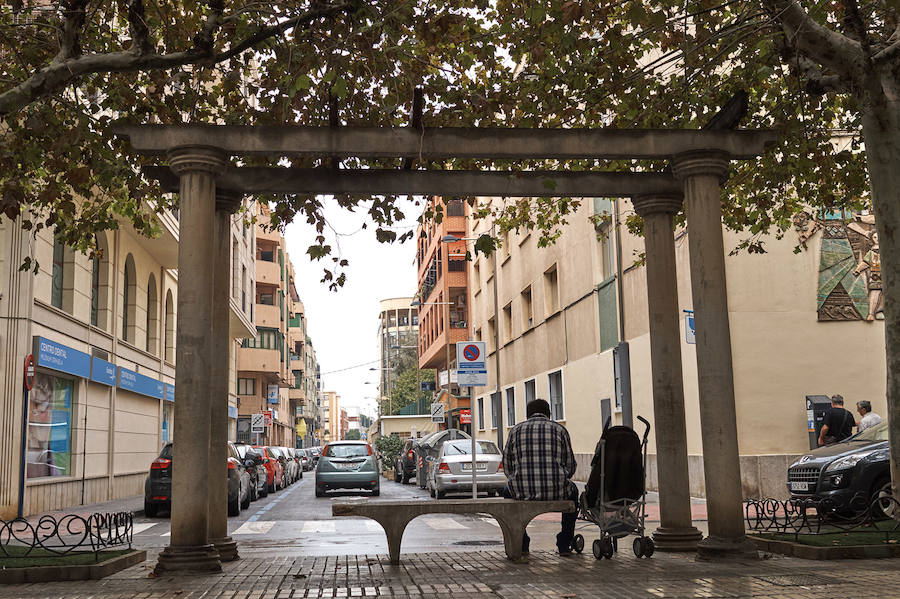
[267, 384, 280, 404]
[456, 341, 487, 387]
[23, 354, 35, 391]
[459, 409, 472, 424]
[250, 413, 265, 433]
[430, 402, 445, 423]
[263, 410, 273, 426]
[684, 310, 695, 344]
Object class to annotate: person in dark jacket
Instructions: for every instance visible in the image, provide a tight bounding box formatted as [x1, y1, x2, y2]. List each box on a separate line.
[818, 394, 856, 446]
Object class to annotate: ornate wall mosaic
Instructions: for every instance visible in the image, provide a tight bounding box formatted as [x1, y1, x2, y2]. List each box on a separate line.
[794, 212, 882, 322]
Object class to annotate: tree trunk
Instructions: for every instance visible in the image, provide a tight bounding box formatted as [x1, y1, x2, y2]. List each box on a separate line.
[861, 93, 900, 508]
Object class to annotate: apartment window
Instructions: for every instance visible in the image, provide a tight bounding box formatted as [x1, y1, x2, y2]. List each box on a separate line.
[548, 370, 564, 421]
[487, 317, 496, 352]
[594, 198, 616, 280]
[164, 291, 175, 363]
[521, 286, 533, 329]
[244, 328, 277, 349]
[475, 327, 482, 342]
[472, 261, 481, 294]
[502, 302, 512, 343]
[241, 265, 247, 312]
[260, 250, 274, 262]
[232, 240, 239, 298]
[505, 387, 516, 426]
[525, 379, 536, 406]
[259, 292, 274, 305]
[237, 378, 256, 395]
[501, 229, 510, 262]
[544, 264, 559, 315]
[90, 254, 100, 326]
[146, 274, 158, 355]
[51, 235, 66, 309]
[491, 392, 501, 429]
[477, 397, 485, 430]
[122, 254, 137, 343]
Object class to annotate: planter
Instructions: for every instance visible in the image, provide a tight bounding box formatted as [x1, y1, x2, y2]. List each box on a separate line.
[0, 549, 146, 583]
[749, 534, 900, 560]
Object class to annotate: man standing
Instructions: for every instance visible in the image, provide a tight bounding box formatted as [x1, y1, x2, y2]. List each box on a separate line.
[856, 400, 883, 433]
[818, 394, 856, 446]
[503, 399, 578, 556]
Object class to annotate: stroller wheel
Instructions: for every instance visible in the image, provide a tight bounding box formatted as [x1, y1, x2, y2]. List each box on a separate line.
[572, 534, 584, 553]
[592, 539, 603, 560]
[602, 536, 614, 559]
[633, 537, 645, 558]
[643, 537, 655, 558]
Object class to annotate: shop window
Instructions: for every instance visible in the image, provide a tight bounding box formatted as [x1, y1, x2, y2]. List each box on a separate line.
[122, 254, 137, 344]
[146, 274, 158, 355]
[164, 290, 175, 363]
[162, 402, 172, 443]
[27, 372, 73, 479]
[548, 371, 564, 421]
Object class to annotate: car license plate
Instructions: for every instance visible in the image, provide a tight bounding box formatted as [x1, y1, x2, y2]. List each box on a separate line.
[336, 462, 357, 470]
[790, 481, 810, 492]
[461, 463, 488, 471]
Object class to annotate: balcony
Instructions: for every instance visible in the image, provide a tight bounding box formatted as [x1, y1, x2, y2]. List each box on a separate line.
[289, 387, 305, 402]
[257, 226, 281, 243]
[238, 347, 282, 374]
[256, 260, 280, 285]
[256, 303, 281, 329]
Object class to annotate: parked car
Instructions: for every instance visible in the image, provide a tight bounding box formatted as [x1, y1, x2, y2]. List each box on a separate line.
[427, 439, 506, 499]
[414, 429, 471, 490]
[298, 449, 312, 471]
[286, 447, 303, 480]
[234, 443, 268, 500]
[309, 446, 321, 466]
[787, 420, 893, 517]
[253, 445, 285, 492]
[145, 442, 251, 518]
[315, 441, 379, 497]
[394, 438, 418, 484]
[270, 446, 295, 486]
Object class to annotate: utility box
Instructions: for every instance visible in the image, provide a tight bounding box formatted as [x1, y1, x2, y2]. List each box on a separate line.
[806, 395, 833, 450]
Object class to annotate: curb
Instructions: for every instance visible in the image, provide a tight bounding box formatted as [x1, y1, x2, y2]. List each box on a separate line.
[749, 534, 900, 560]
[0, 549, 147, 584]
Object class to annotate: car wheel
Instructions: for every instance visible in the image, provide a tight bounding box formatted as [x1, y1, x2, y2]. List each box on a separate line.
[144, 499, 158, 518]
[487, 490, 497, 497]
[299, 470, 303, 479]
[241, 488, 251, 510]
[372, 486, 380, 497]
[872, 477, 896, 519]
[259, 482, 268, 498]
[394, 464, 402, 483]
[315, 485, 325, 498]
[435, 488, 446, 500]
[228, 494, 240, 517]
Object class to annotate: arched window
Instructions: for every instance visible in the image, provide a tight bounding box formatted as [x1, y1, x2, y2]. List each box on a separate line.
[122, 254, 137, 343]
[51, 234, 75, 313]
[146, 274, 158, 355]
[90, 233, 111, 329]
[164, 290, 175, 363]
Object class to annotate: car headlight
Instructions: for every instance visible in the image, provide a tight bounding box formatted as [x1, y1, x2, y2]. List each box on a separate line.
[825, 450, 878, 472]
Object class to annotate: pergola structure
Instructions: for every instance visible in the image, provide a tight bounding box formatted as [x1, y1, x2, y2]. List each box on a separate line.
[114, 121, 776, 573]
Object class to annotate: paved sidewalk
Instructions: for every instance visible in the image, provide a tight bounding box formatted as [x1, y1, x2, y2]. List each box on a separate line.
[6, 548, 899, 598]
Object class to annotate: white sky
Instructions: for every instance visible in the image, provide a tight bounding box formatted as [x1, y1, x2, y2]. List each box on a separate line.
[282, 196, 422, 420]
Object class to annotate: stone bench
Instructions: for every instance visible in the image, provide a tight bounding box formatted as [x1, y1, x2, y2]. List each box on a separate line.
[332, 497, 575, 564]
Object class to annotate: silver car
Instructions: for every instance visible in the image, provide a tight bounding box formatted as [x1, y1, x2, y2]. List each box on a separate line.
[427, 439, 506, 499]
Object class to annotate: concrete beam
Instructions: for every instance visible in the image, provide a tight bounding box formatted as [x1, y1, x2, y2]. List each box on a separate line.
[143, 167, 681, 198]
[116, 124, 777, 160]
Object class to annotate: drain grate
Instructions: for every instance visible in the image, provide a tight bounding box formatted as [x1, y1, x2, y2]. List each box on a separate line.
[754, 574, 842, 587]
[453, 540, 504, 546]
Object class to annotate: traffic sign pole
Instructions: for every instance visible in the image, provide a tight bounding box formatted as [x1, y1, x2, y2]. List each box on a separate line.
[471, 386, 477, 500]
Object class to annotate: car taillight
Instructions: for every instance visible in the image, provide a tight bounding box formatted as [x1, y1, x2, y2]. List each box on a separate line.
[439, 462, 450, 473]
[367, 445, 373, 455]
[408, 450, 413, 459]
[498, 461, 503, 471]
[151, 458, 171, 470]
[227, 460, 236, 470]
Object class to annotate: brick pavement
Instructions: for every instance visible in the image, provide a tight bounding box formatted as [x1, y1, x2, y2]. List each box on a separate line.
[4, 548, 898, 598]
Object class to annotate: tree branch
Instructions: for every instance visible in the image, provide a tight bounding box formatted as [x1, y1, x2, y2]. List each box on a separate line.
[0, 2, 353, 118]
[788, 52, 852, 95]
[761, 0, 865, 80]
[53, 0, 89, 64]
[127, 0, 154, 56]
[193, 0, 225, 54]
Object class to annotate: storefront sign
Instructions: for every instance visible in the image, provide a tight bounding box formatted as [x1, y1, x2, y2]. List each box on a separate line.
[460, 409, 472, 424]
[90, 357, 117, 386]
[117, 367, 164, 400]
[263, 410, 273, 426]
[165, 383, 175, 403]
[228, 405, 238, 419]
[32, 337, 91, 379]
[267, 384, 280, 404]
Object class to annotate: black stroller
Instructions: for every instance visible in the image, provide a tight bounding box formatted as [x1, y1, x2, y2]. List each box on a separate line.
[572, 415, 653, 559]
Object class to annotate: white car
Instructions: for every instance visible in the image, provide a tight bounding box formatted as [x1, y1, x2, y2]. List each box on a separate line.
[427, 439, 506, 499]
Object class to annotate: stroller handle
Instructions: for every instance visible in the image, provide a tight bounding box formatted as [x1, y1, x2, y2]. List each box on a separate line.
[636, 415, 650, 443]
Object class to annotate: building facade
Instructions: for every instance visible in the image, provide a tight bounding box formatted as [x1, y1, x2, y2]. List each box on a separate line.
[236, 205, 319, 448]
[320, 391, 341, 443]
[0, 203, 255, 518]
[377, 297, 418, 415]
[466, 196, 887, 499]
[416, 197, 471, 428]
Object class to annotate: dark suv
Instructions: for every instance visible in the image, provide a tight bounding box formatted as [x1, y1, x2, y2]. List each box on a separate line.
[787, 420, 892, 517]
[394, 438, 418, 484]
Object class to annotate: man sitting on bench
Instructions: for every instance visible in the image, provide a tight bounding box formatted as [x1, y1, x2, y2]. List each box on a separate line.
[503, 398, 578, 556]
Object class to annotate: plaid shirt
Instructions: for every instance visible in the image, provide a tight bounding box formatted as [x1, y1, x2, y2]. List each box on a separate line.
[504, 414, 577, 500]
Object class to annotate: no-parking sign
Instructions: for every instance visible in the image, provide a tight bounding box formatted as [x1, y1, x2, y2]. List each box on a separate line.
[456, 341, 487, 387]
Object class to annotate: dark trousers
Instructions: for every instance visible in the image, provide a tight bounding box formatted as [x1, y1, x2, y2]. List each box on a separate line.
[504, 484, 578, 553]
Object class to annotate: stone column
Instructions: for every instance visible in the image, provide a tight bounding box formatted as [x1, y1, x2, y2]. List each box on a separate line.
[155, 146, 227, 575]
[631, 194, 703, 552]
[672, 151, 756, 559]
[208, 190, 242, 562]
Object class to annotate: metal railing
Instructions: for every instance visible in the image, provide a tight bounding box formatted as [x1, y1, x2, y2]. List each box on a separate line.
[0, 512, 133, 561]
[745, 495, 900, 542]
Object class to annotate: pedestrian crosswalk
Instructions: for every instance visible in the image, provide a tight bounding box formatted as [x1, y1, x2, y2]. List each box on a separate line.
[133, 515, 502, 537]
